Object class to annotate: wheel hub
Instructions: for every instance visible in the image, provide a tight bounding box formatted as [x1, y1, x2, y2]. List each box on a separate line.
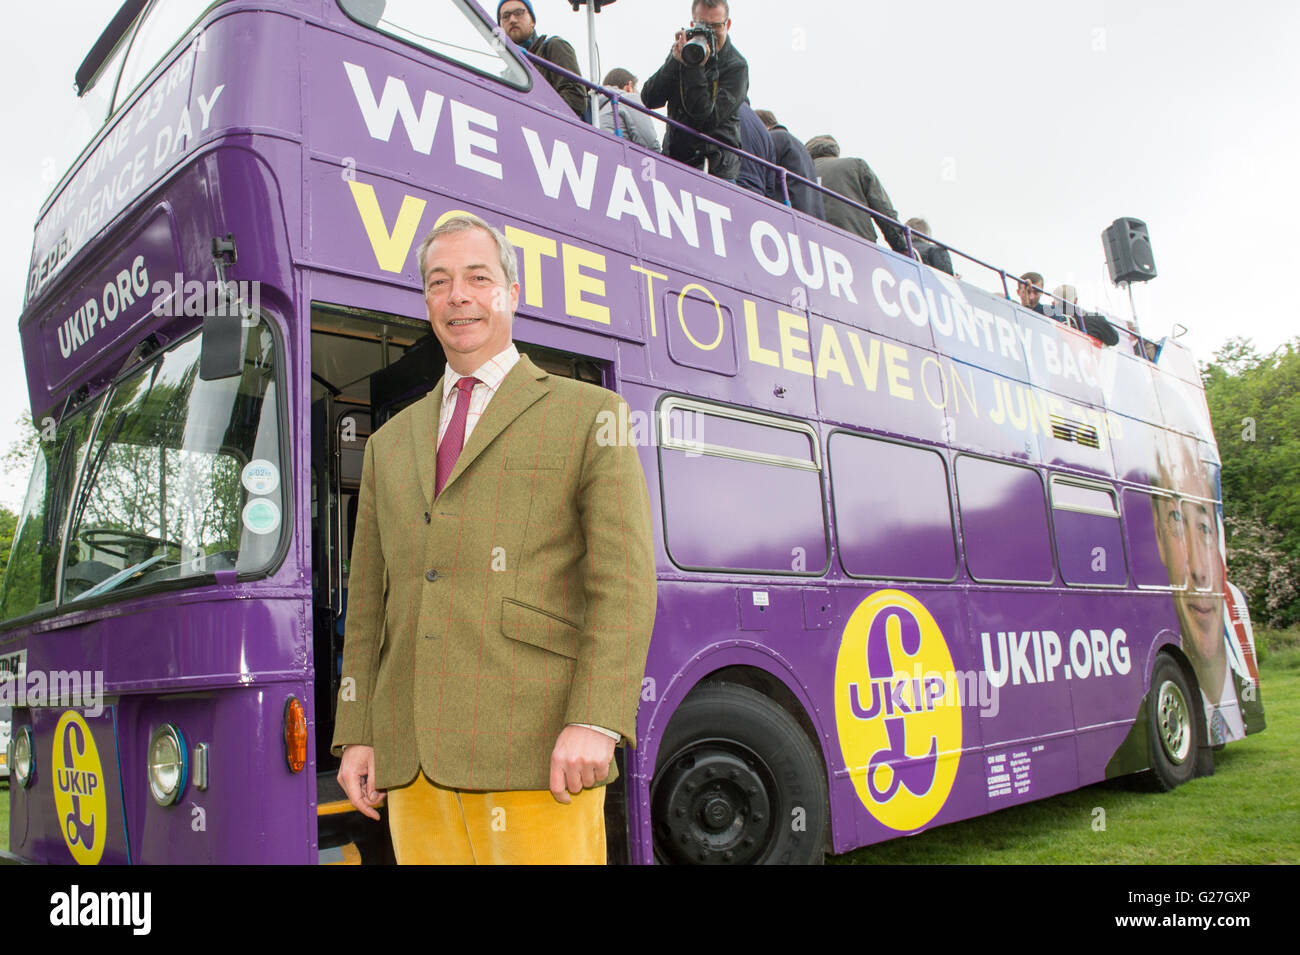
[653, 746, 775, 864]
[1156, 678, 1191, 764]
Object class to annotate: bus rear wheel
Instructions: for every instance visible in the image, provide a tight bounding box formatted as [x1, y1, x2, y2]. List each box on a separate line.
[1146, 655, 1199, 791]
[651, 681, 827, 865]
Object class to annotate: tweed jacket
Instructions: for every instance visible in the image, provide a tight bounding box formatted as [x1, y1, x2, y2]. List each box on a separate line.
[330, 354, 657, 792]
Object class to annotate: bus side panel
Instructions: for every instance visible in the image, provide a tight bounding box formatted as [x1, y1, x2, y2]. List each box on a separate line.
[1074, 595, 1185, 782]
[116, 683, 315, 864]
[11, 594, 312, 864]
[830, 585, 990, 851]
[12, 704, 129, 865]
[964, 588, 1084, 809]
[629, 579, 844, 863]
[632, 581, 998, 858]
[15, 683, 316, 865]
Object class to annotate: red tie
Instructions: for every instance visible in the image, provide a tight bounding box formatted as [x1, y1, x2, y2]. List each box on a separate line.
[436, 376, 479, 496]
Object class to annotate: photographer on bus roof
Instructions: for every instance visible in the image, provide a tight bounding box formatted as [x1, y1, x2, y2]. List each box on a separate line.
[641, 0, 749, 182]
[498, 0, 587, 117]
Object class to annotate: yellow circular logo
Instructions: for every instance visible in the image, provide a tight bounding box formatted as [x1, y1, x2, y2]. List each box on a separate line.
[52, 711, 107, 865]
[834, 590, 962, 831]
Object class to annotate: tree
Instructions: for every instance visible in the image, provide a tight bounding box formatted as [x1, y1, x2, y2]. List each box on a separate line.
[0, 413, 40, 603]
[1203, 337, 1300, 627]
[1, 410, 40, 481]
[0, 507, 16, 579]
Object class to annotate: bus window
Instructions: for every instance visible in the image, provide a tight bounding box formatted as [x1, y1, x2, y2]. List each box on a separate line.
[0, 402, 101, 623]
[60, 319, 285, 602]
[1125, 490, 1186, 590]
[658, 397, 826, 574]
[828, 432, 956, 581]
[956, 455, 1054, 584]
[113, 0, 222, 114]
[339, 0, 530, 89]
[1049, 475, 1127, 587]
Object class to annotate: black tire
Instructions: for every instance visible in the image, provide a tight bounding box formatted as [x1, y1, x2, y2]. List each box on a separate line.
[1146, 655, 1200, 791]
[651, 681, 828, 865]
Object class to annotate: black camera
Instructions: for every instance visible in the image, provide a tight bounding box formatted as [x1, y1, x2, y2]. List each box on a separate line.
[681, 25, 715, 67]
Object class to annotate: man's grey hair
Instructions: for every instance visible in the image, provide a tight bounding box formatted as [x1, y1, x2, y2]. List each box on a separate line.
[905, 217, 931, 235]
[416, 214, 518, 290]
[1053, 283, 1078, 304]
[805, 135, 840, 159]
[692, 0, 729, 18]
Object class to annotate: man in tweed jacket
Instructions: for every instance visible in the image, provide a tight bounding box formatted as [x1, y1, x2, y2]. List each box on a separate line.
[332, 214, 656, 863]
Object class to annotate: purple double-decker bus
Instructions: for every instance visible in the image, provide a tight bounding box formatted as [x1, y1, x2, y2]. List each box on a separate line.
[2, 0, 1264, 865]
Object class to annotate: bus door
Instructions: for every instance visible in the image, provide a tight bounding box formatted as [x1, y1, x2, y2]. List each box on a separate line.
[306, 293, 609, 861]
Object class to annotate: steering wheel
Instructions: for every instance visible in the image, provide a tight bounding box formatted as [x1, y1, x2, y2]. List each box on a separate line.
[81, 527, 183, 560]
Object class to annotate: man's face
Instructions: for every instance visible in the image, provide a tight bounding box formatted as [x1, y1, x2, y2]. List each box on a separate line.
[499, 1, 535, 44]
[1018, 280, 1041, 309]
[691, 3, 730, 49]
[423, 227, 518, 374]
[1153, 453, 1226, 684]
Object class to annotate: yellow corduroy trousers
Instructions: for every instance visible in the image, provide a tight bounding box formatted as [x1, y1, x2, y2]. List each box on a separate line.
[386, 772, 607, 865]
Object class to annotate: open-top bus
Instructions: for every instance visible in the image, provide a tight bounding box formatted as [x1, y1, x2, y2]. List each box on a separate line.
[1, 0, 1263, 864]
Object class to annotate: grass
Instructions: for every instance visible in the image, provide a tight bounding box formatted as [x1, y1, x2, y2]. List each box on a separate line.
[831, 658, 1299, 864]
[3, 662, 1294, 864]
[1256, 625, 1300, 670]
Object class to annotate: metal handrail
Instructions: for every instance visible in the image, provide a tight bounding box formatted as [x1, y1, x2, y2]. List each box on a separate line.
[519, 47, 1151, 356]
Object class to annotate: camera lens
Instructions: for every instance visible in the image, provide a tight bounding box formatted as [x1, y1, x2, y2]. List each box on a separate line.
[682, 31, 709, 66]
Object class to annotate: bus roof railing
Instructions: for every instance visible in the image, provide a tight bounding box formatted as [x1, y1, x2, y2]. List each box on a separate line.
[520, 47, 1153, 358]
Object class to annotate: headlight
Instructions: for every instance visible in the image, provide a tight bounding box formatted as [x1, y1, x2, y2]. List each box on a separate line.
[147, 723, 188, 806]
[12, 726, 34, 788]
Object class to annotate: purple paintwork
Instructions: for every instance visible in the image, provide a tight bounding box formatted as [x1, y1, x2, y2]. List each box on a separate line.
[6, 0, 1257, 865]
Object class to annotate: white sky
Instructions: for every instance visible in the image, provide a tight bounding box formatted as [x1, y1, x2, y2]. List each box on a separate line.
[1, 0, 1297, 509]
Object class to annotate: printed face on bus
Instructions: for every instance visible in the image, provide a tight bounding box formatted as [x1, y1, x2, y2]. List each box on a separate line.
[1153, 445, 1227, 700]
[422, 227, 519, 376]
[498, 1, 535, 44]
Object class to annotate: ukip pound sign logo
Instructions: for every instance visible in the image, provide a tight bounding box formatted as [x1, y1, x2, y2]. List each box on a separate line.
[52, 711, 107, 865]
[834, 590, 962, 832]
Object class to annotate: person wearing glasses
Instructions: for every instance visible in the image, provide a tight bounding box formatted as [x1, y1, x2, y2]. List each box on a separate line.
[497, 1, 587, 117]
[642, 0, 749, 183]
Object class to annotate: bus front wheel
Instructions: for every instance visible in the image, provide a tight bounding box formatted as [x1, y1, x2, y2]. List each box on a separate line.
[650, 681, 828, 865]
[1146, 655, 1200, 791]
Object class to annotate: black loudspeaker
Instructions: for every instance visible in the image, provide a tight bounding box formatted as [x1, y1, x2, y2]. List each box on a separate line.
[1103, 217, 1157, 284]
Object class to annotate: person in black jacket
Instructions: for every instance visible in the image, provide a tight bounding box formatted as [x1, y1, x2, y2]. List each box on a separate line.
[754, 109, 825, 219]
[1017, 271, 1051, 315]
[905, 217, 955, 275]
[498, 0, 587, 118]
[737, 101, 777, 198]
[641, 0, 749, 182]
